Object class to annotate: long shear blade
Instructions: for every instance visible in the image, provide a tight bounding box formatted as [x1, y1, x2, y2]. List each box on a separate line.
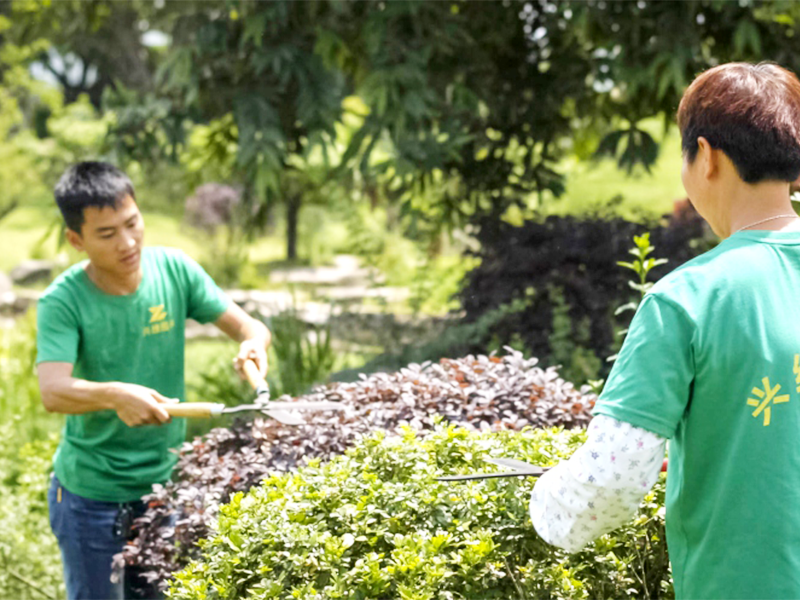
[437, 468, 547, 482]
[436, 457, 549, 482]
[223, 401, 344, 426]
[222, 401, 344, 414]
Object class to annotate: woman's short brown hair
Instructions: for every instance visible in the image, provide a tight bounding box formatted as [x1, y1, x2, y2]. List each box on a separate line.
[677, 62, 800, 183]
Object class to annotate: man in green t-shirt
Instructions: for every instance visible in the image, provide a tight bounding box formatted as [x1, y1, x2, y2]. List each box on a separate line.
[36, 162, 272, 600]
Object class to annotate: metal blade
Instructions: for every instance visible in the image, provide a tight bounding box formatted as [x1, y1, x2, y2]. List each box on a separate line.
[437, 469, 546, 482]
[222, 401, 344, 414]
[484, 457, 543, 471]
[263, 409, 306, 426]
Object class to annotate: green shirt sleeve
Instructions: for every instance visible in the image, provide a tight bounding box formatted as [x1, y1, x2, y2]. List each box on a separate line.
[593, 293, 695, 439]
[176, 251, 231, 324]
[36, 292, 80, 365]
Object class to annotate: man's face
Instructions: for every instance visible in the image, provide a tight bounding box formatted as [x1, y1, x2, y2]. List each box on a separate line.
[66, 194, 145, 275]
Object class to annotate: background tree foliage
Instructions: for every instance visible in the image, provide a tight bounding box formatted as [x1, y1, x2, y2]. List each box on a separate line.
[7, 0, 156, 107]
[117, 0, 800, 256]
[7, 0, 800, 258]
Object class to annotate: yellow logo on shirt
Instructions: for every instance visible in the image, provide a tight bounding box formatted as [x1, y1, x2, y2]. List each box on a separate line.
[747, 376, 790, 426]
[143, 304, 174, 337]
[793, 355, 800, 392]
[149, 304, 167, 323]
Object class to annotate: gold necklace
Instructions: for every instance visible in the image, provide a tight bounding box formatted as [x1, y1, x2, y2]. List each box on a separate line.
[733, 214, 799, 235]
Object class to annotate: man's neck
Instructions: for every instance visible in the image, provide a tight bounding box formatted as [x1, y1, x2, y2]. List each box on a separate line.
[85, 262, 143, 296]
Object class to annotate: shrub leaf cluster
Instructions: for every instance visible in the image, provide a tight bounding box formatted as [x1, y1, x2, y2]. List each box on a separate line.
[123, 349, 596, 587]
[0, 420, 63, 600]
[167, 426, 671, 600]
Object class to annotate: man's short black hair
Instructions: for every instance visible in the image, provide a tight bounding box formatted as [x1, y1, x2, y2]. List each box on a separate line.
[54, 162, 136, 233]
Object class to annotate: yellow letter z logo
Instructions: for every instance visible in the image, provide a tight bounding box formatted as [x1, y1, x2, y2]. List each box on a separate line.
[148, 304, 167, 323]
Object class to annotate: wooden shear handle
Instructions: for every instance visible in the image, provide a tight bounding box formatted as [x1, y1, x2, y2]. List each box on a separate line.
[164, 402, 223, 418]
[242, 358, 267, 391]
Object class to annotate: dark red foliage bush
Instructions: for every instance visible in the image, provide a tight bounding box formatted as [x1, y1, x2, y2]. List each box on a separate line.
[120, 349, 596, 588]
[459, 214, 709, 376]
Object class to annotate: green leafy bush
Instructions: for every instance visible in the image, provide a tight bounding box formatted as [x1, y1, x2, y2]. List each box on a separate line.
[344, 297, 534, 378]
[0, 419, 63, 600]
[168, 426, 670, 600]
[547, 285, 602, 385]
[0, 316, 63, 598]
[267, 310, 336, 398]
[607, 232, 669, 365]
[407, 254, 481, 316]
[0, 312, 61, 440]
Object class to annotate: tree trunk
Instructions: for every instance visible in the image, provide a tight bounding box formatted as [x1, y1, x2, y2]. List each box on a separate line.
[286, 194, 301, 261]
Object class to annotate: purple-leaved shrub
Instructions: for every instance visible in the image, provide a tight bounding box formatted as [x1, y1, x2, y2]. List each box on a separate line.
[120, 349, 596, 588]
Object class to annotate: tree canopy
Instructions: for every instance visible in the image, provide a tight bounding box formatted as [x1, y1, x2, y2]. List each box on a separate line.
[7, 0, 800, 257]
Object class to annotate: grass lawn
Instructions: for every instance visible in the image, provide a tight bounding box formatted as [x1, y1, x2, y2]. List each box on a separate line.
[542, 123, 685, 220]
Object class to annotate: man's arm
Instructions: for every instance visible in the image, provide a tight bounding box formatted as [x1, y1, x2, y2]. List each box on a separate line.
[38, 362, 176, 426]
[214, 303, 272, 378]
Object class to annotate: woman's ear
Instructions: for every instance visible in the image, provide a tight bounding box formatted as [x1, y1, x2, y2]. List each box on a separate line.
[791, 173, 800, 193]
[696, 136, 719, 180]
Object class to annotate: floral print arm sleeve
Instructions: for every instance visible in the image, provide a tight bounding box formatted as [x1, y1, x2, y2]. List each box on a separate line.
[529, 414, 666, 553]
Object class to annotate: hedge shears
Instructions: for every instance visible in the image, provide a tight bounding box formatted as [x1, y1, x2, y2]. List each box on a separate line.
[437, 457, 669, 481]
[165, 359, 343, 425]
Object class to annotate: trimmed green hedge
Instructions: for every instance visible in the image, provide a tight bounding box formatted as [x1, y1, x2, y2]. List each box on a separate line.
[168, 425, 671, 600]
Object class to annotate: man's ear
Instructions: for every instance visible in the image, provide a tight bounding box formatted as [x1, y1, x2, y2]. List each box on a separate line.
[696, 136, 718, 180]
[65, 228, 84, 252]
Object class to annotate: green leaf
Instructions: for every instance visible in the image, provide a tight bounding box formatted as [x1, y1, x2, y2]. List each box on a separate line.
[614, 302, 639, 316]
[242, 13, 268, 46]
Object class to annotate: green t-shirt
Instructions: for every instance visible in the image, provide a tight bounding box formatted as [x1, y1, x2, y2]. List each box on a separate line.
[595, 230, 800, 600]
[36, 246, 230, 502]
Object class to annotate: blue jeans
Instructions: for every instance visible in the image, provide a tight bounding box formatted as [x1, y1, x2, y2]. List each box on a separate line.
[48, 475, 162, 600]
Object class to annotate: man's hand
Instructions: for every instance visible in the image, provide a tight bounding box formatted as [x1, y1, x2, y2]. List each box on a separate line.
[234, 339, 269, 379]
[214, 303, 272, 381]
[109, 383, 178, 427]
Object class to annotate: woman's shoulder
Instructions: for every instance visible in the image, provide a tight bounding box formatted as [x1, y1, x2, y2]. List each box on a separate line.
[651, 236, 783, 305]
[650, 240, 746, 300]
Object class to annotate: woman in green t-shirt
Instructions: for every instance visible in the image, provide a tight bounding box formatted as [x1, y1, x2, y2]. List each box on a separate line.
[531, 62, 800, 599]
